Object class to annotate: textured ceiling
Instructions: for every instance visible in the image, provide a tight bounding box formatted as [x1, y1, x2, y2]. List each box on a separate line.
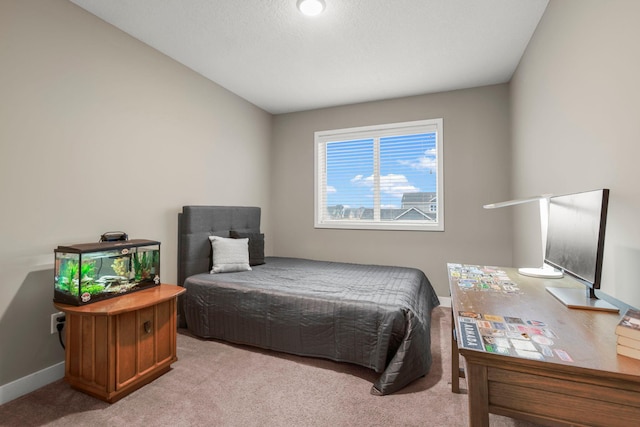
[70, 0, 549, 114]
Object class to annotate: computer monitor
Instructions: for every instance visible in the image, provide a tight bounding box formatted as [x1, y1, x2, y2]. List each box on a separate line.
[544, 189, 618, 312]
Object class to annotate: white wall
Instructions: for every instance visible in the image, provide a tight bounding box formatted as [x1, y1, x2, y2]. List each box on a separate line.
[0, 0, 272, 388]
[511, 0, 640, 308]
[271, 85, 513, 298]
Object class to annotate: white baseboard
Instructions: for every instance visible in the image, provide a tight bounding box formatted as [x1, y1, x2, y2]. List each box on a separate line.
[438, 296, 451, 307]
[0, 362, 65, 405]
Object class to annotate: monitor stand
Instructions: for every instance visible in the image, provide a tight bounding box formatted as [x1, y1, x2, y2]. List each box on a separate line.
[546, 287, 619, 313]
[518, 265, 564, 279]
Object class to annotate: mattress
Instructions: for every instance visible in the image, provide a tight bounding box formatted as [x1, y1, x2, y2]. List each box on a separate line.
[183, 256, 440, 395]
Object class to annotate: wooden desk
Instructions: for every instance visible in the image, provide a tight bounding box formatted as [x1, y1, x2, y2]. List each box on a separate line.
[448, 264, 640, 427]
[55, 284, 186, 403]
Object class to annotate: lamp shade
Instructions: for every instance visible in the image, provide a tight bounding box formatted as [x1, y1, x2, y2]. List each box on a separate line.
[483, 193, 562, 279]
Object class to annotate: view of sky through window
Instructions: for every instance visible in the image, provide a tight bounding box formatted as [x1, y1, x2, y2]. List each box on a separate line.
[325, 132, 437, 209]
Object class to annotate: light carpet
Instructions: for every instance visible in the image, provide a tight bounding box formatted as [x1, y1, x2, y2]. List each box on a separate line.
[0, 307, 542, 426]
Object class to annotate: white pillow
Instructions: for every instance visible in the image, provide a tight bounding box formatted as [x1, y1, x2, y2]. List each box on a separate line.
[208, 236, 252, 273]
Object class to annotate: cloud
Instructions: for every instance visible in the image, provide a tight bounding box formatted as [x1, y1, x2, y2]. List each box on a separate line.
[399, 148, 437, 170]
[351, 174, 370, 186]
[350, 173, 419, 198]
[350, 175, 365, 185]
[381, 174, 419, 197]
[326, 185, 337, 193]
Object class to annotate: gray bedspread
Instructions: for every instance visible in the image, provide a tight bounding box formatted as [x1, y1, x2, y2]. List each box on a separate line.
[183, 256, 440, 395]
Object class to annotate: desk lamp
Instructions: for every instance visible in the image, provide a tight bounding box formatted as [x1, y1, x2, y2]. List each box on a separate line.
[484, 194, 563, 278]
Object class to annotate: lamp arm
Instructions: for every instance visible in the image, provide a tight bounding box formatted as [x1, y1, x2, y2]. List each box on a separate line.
[483, 193, 556, 276]
[483, 194, 553, 209]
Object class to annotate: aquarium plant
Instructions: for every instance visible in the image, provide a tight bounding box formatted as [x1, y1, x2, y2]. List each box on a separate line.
[132, 250, 160, 282]
[111, 257, 130, 278]
[56, 259, 99, 295]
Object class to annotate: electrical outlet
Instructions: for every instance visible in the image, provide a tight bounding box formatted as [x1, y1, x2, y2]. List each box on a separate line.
[51, 312, 65, 334]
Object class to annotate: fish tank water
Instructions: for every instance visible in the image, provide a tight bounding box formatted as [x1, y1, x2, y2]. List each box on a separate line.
[54, 239, 160, 305]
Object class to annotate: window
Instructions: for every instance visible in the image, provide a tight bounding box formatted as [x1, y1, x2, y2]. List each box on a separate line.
[315, 119, 444, 231]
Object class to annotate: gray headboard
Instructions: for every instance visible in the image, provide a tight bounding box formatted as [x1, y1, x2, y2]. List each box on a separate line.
[176, 206, 261, 328]
[177, 205, 261, 287]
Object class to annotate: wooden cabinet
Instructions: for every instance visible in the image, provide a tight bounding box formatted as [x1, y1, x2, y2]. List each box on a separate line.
[54, 284, 185, 403]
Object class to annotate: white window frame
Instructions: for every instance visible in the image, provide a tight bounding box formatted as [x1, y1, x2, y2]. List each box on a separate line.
[314, 119, 444, 231]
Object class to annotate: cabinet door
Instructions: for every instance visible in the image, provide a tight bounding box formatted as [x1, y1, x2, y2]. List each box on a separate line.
[65, 313, 110, 391]
[137, 305, 156, 375]
[115, 306, 156, 389]
[115, 310, 138, 389]
[155, 299, 175, 365]
[115, 299, 176, 390]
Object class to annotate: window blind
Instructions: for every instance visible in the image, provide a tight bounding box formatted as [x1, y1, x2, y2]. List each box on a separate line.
[315, 119, 444, 231]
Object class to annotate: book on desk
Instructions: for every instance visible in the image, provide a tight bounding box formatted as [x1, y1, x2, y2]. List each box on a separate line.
[616, 308, 640, 359]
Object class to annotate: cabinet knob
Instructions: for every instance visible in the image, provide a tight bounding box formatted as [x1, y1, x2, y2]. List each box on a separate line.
[143, 321, 151, 334]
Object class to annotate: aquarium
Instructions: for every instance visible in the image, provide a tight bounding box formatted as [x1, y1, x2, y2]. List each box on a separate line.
[54, 239, 160, 305]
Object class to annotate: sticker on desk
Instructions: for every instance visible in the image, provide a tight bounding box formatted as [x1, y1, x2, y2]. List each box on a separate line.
[458, 320, 484, 351]
[510, 339, 538, 352]
[491, 322, 507, 331]
[450, 264, 523, 294]
[506, 331, 531, 340]
[482, 335, 511, 354]
[476, 320, 493, 329]
[459, 311, 482, 319]
[539, 345, 554, 357]
[554, 349, 574, 362]
[515, 349, 545, 360]
[526, 319, 547, 326]
[459, 312, 575, 363]
[458, 279, 476, 289]
[531, 334, 554, 346]
[494, 337, 511, 348]
[485, 344, 511, 355]
[517, 325, 544, 335]
[455, 279, 522, 294]
[479, 328, 506, 337]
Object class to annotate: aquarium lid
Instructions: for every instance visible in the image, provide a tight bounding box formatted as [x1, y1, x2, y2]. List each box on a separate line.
[56, 239, 160, 253]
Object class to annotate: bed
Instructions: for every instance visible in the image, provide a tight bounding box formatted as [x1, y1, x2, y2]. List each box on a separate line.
[177, 205, 440, 395]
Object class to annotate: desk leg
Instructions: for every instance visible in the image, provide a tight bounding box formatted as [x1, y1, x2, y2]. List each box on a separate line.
[465, 361, 489, 427]
[451, 310, 460, 393]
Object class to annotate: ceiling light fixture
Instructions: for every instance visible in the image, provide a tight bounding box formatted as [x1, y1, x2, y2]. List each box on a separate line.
[297, 0, 326, 17]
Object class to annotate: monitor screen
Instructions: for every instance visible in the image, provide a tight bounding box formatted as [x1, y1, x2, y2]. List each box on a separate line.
[544, 189, 609, 292]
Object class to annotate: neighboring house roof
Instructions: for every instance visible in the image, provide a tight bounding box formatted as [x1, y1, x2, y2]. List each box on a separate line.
[401, 192, 436, 207]
[326, 192, 438, 221]
[393, 207, 434, 221]
[326, 206, 435, 222]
